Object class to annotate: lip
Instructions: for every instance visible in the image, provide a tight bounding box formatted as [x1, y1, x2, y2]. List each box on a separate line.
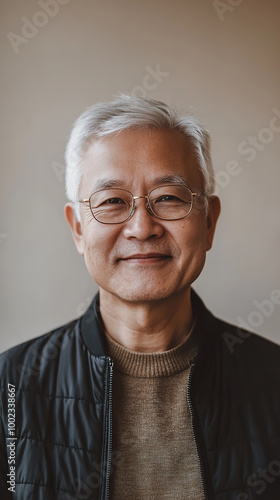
[120, 253, 171, 263]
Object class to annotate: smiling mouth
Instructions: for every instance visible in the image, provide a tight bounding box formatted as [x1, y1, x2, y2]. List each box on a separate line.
[120, 253, 171, 263]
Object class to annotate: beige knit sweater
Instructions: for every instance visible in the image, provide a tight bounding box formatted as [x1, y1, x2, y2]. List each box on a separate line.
[105, 326, 204, 500]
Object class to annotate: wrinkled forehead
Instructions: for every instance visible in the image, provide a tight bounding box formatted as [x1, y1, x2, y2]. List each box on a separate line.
[79, 128, 204, 193]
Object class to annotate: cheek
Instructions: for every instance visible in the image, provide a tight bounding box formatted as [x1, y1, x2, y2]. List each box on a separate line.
[184, 228, 207, 278]
[176, 220, 208, 274]
[177, 218, 207, 251]
[83, 239, 107, 284]
[82, 226, 117, 272]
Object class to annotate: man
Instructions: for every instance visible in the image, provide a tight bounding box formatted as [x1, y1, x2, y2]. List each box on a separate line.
[0, 95, 280, 500]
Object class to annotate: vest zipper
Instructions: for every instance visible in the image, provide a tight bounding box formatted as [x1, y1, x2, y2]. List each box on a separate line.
[105, 358, 113, 500]
[187, 359, 208, 500]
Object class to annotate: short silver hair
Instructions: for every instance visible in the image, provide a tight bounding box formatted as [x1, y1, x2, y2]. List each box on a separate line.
[65, 95, 215, 218]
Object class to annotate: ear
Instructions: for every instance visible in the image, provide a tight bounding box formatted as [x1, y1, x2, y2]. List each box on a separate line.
[64, 203, 84, 255]
[206, 196, 221, 251]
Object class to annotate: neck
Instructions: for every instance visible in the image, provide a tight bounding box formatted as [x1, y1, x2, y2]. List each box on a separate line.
[99, 288, 193, 353]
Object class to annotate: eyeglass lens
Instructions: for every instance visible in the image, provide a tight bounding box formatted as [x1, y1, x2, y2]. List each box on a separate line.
[89, 185, 193, 223]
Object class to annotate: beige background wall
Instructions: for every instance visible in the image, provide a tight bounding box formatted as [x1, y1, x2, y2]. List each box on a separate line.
[1, 0, 279, 351]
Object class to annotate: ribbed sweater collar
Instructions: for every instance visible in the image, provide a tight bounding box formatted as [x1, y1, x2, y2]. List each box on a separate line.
[105, 321, 199, 378]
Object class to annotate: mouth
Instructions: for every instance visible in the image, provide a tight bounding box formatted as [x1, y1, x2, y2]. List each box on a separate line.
[120, 253, 172, 264]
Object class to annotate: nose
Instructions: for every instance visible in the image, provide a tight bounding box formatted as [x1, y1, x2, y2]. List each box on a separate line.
[122, 197, 164, 241]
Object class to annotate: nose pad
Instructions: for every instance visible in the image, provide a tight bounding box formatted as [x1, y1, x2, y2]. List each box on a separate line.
[123, 196, 164, 239]
[145, 200, 154, 217]
[126, 196, 156, 226]
[132, 196, 154, 219]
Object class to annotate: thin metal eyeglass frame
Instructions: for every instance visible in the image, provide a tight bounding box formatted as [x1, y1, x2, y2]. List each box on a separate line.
[79, 185, 207, 224]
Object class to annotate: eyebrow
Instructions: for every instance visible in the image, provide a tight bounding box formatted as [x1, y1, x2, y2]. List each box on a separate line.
[154, 174, 188, 186]
[92, 174, 188, 192]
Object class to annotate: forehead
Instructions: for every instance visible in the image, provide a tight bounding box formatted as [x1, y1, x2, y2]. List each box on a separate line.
[80, 128, 203, 192]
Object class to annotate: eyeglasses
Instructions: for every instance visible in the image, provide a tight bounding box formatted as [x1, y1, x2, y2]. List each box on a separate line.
[79, 184, 206, 224]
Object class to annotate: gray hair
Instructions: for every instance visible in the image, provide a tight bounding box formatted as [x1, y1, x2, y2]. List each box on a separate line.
[65, 95, 215, 218]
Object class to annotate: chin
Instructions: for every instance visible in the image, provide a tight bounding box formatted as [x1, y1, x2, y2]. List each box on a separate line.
[108, 284, 185, 304]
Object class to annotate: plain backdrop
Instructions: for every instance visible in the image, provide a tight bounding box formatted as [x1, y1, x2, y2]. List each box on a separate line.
[1, 0, 280, 351]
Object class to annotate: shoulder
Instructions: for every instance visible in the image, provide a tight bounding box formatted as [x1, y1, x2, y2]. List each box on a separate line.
[193, 289, 280, 383]
[0, 318, 80, 389]
[214, 315, 280, 357]
[208, 315, 280, 390]
[193, 307, 280, 419]
[193, 289, 280, 361]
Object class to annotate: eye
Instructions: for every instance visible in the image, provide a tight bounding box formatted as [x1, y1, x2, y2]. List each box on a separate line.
[90, 189, 131, 211]
[156, 195, 182, 203]
[103, 197, 126, 205]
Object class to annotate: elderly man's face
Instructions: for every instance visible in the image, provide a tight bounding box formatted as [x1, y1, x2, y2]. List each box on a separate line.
[66, 129, 220, 303]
